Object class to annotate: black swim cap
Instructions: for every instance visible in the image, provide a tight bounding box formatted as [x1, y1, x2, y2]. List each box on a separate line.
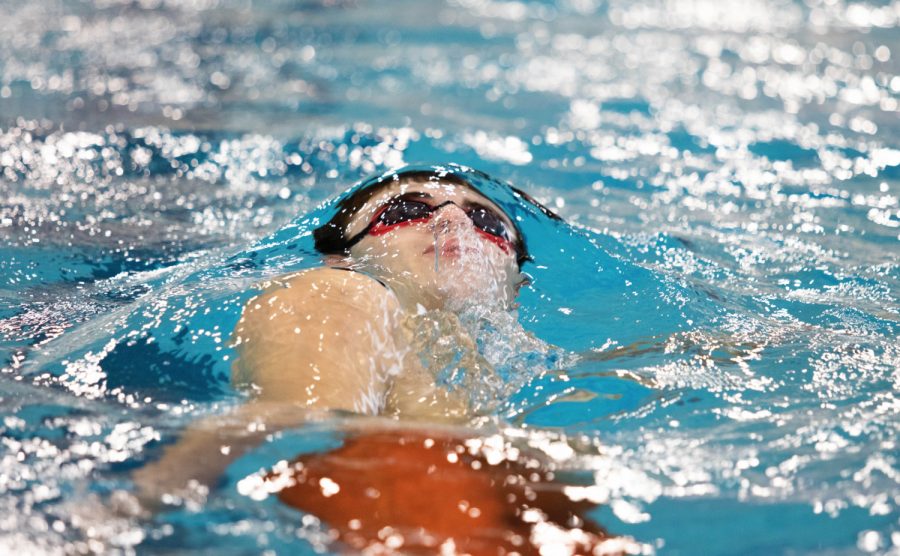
[314, 167, 554, 267]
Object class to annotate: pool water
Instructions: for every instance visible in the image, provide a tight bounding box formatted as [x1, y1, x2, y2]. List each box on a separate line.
[1, 0, 898, 554]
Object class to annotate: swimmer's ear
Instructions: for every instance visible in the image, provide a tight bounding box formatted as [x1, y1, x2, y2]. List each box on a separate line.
[509, 275, 530, 309]
[514, 272, 532, 295]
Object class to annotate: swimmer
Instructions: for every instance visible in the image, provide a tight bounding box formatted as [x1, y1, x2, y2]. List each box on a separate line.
[131, 166, 618, 553]
[230, 168, 532, 418]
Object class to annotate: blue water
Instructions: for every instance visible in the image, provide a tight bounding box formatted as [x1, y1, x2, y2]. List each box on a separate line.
[0, 0, 898, 554]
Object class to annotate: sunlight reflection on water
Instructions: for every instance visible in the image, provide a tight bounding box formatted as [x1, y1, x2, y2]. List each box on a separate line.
[0, 0, 898, 553]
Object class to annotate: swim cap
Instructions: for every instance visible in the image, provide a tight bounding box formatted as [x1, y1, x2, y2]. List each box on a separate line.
[314, 166, 557, 267]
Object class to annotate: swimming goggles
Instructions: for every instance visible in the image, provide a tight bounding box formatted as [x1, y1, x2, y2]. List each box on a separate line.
[343, 194, 515, 252]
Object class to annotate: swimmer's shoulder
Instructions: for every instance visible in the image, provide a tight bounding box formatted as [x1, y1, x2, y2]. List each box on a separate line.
[253, 267, 398, 312]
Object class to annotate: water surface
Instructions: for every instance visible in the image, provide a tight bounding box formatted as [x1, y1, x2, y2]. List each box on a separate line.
[0, 0, 898, 554]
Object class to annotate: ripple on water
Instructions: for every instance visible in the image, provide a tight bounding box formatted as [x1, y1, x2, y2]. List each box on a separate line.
[0, 0, 898, 553]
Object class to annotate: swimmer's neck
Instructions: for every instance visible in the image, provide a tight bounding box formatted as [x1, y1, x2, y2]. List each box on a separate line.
[369, 275, 512, 315]
[324, 262, 515, 314]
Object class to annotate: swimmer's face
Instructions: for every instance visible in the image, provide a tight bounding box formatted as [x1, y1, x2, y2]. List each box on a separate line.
[341, 179, 523, 310]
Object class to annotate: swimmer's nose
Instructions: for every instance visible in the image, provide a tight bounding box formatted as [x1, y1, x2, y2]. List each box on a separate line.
[431, 203, 471, 232]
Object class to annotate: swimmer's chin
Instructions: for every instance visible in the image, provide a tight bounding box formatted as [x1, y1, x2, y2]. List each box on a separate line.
[436, 279, 516, 311]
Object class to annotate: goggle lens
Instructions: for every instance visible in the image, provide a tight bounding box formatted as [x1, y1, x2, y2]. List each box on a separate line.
[374, 198, 511, 242]
[378, 199, 434, 226]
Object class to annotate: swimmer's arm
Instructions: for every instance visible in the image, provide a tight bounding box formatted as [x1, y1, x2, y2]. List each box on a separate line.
[131, 401, 310, 511]
[581, 332, 761, 363]
[570, 332, 763, 391]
